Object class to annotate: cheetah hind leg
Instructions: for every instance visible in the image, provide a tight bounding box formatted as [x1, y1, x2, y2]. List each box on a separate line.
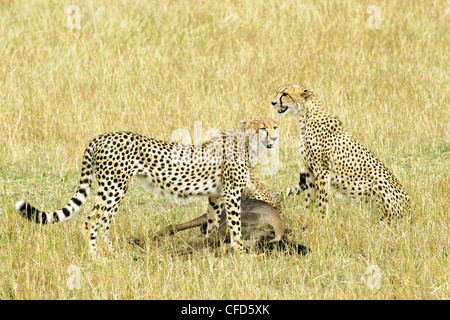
[84, 203, 103, 255]
[377, 186, 405, 221]
[84, 192, 126, 255]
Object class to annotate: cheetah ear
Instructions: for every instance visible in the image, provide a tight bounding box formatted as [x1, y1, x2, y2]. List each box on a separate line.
[240, 120, 247, 127]
[302, 89, 313, 99]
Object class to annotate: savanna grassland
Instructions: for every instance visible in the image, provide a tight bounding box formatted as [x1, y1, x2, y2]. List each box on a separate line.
[0, 0, 449, 300]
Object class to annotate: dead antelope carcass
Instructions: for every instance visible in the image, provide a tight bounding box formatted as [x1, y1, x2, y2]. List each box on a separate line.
[129, 199, 309, 255]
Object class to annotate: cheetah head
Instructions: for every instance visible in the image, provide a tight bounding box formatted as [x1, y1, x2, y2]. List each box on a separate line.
[271, 85, 314, 116]
[240, 118, 279, 150]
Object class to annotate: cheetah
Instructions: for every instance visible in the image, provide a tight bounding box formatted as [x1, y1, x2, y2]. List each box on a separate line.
[15, 119, 280, 253]
[271, 85, 410, 219]
[239, 119, 281, 214]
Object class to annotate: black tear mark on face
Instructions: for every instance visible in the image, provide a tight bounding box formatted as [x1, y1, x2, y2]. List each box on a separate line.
[280, 92, 288, 105]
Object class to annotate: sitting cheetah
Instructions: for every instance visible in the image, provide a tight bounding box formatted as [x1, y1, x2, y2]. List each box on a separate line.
[271, 85, 410, 219]
[239, 119, 282, 214]
[15, 119, 279, 253]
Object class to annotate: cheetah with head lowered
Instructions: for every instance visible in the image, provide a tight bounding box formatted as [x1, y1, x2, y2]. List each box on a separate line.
[271, 85, 410, 219]
[15, 119, 280, 254]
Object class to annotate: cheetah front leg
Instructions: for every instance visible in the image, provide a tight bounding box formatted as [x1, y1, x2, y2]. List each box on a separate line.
[285, 169, 308, 196]
[221, 179, 245, 252]
[304, 169, 317, 210]
[223, 190, 244, 252]
[315, 169, 331, 217]
[304, 168, 331, 217]
[205, 195, 222, 238]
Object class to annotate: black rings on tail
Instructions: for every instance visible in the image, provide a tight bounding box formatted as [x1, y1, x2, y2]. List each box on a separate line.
[15, 139, 96, 224]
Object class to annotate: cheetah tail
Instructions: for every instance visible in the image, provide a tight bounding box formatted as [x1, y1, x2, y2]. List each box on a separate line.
[15, 141, 95, 224]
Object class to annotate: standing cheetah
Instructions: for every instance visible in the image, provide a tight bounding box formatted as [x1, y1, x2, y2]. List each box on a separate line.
[15, 119, 279, 253]
[271, 85, 410, 219]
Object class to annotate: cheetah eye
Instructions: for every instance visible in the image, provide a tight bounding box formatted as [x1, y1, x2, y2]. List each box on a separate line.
[260, 127, 267, 131]
[281, 92, 288, 97]
[274, 126, 278, 130]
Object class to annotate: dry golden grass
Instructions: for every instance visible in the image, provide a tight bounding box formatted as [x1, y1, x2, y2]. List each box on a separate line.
[0, 0, 449, 299]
